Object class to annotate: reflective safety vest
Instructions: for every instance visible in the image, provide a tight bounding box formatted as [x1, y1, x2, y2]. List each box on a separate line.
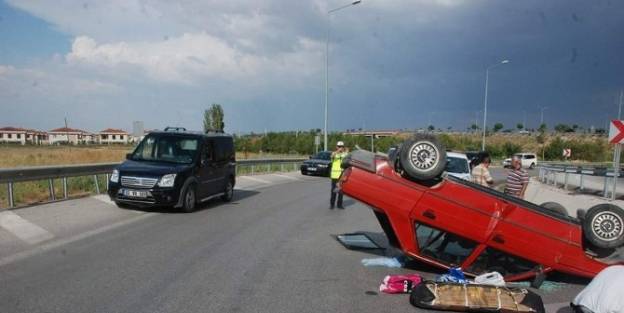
[331, 152, 348, 179]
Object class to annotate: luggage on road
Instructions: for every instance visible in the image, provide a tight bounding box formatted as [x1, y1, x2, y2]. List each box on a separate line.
[409, 281, 545, 313]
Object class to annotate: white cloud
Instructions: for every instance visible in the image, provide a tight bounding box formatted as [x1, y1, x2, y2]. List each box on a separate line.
[65, 32, 323, 85]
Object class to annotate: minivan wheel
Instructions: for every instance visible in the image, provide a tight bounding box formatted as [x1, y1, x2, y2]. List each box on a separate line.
[583, 204, 624, 249]
[398, 135, 447, 182]
[221, 179, 234, 202]
[182, 185, 197, 213]
[529, 163, 535, 169]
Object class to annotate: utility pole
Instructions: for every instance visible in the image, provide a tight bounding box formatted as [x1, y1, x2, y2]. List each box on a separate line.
[539, 106, 548, 126]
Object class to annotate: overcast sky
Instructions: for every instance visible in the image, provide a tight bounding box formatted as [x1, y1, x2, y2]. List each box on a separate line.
[0, 0, 623, 133]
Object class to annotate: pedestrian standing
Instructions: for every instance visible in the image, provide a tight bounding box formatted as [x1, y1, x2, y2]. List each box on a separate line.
[330, 141, 348, 209]
[471, 153, 494, 187]
[504, 156, 529, 198]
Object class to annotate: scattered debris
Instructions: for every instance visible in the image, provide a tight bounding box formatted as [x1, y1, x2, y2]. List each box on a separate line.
[336, 233, 382, 250]
[436, 267, 468, 284]
[379, 274, 422, 294]
[361, 257, 402, 268]
[410, 281, 545, 313]
[474, 271, 506, 286]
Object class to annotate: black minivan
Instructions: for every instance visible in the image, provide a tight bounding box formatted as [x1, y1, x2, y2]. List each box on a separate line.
[108, 127, 235, 212]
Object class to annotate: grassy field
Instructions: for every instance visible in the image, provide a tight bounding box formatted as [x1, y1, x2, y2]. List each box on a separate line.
[0, 144, 304, 208]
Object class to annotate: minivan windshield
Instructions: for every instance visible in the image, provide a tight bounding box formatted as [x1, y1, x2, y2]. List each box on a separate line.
[131, 135, 199, 164]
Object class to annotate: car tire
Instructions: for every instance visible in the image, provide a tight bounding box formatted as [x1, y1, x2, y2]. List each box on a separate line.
[529, 163, 535, 169]
[221, 178, 234, 202]
[398, 135, 447, 182]
[540, 202, 568, 217]
[582, 204, 624, 249]
[181, 184, 197, 213]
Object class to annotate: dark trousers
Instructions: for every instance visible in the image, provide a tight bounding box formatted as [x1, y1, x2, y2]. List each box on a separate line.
[330, 179, 343, 207]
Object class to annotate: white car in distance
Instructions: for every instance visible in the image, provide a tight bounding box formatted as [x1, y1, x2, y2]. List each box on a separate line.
[445, 152, 471, 181]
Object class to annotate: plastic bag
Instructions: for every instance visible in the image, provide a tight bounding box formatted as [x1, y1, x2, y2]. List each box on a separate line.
[474, 271, 505, 286]
[436, 267, 468, 284]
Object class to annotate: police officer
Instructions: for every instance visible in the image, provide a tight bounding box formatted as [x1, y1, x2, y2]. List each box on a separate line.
[330, 141, 348, 209]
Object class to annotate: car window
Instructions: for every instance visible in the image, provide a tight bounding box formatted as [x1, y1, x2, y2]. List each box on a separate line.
[415, 224, 478, 266]
[446, 157, 469, 174]
[466, 247, 538, 276]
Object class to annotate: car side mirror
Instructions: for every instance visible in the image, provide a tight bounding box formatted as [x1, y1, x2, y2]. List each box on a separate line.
[125, 153, 132, 160]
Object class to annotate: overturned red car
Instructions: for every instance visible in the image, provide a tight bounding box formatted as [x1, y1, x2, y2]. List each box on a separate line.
[340, 135, 624, 286]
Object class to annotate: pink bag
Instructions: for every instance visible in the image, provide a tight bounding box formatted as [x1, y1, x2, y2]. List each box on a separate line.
[379, 274, 422, 294]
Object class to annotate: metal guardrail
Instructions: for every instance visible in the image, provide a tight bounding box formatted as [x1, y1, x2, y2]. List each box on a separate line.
[538, 164, 621, 200]
[0, 158, 306, 209]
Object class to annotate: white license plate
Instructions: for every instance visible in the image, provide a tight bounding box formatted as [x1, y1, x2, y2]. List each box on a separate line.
[307, 167, 317, 171]
[124, 189, 148, 198]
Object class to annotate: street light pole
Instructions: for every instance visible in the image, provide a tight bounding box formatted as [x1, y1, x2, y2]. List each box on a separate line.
[481, 60, 509, 151]
[324, 0, 362, 151]
[539, 106, 548, 125]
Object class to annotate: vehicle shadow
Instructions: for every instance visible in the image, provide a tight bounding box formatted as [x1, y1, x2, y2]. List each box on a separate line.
[119, 189, 260, 214]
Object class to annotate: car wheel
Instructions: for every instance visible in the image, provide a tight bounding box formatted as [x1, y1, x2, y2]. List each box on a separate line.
[582, 204, 624, 249]
[181, 184, 197, 213]
[398, 135, 447, 182]
[529, 163, 535, 169]
[300, 170, 307, 176]
[221, 178, 234, 202]
[540, 202, 568, 217]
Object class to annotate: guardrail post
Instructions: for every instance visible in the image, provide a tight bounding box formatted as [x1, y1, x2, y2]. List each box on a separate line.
[280, 163, 284, 172]
[48, 179, 56, 201]
[579, 174, 584, 191]
[93, 175, 100, 194]
[7, 182, 15, 208]
[105, 174, 109, 191]
[63, 177, 68, 199]
[564, 172, 568, 190]
[603, 176, 609, 198]
[251, 165, 255, 175]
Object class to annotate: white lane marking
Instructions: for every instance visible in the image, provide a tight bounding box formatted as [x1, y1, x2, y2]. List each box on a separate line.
[271, 174, 300, 181]
[0, 211, 55, 245]
[0, 212, 157, 268]
[239, 176, 271, 184]
[93, 194, 115, 206]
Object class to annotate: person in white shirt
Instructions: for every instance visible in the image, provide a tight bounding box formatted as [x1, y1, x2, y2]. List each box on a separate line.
[571, 265, 624, 313]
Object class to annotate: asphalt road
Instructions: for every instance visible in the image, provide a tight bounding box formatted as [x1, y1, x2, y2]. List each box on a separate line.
[0, 172, 584, 313]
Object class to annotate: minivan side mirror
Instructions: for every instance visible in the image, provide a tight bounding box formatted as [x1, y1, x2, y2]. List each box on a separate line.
[126, 153, 132, 160]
